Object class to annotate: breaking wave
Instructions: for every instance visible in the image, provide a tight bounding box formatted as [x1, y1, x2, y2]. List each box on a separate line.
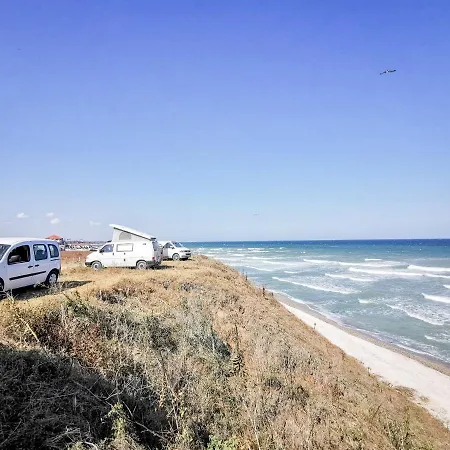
[349, 268, 422, 278]
[408, 265, 450, 273]
[425, 335, 450, 344]
[305, 259, 400, 268]
[387, 305, 445, 326]
[272, 277, 359, 295]
[422, 294, 450, 304]
[303, 259, 335, 264]
[444, 285, 450, 290]
[359, 299, 375, 304]
[245, 266, 273, 272]
[425, 273, 450, 280]
[325, 273, 375, 282]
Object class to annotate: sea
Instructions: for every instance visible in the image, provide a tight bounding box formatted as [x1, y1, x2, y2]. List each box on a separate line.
[187, 240, 450, 365]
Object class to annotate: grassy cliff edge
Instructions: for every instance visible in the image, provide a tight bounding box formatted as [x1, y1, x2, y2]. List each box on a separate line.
[0, 255, 449, 449]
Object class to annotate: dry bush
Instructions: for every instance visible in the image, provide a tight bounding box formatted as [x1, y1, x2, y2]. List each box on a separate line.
[0, 257, 448, 449]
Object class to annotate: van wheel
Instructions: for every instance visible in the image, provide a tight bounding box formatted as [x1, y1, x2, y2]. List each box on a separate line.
[45, 270, 59, 287]
[172, 253, 180, 261]
[92, 261, 102, 271]
[136, 260, 148, 270]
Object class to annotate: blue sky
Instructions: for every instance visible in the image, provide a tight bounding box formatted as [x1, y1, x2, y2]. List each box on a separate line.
[1, 0, 449, 241]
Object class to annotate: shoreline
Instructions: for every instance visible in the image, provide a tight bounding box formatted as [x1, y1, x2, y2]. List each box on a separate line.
[274, 292, 450, 377]
[274, 291, 450, 424]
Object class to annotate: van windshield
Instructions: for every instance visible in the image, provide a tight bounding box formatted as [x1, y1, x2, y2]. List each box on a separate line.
[173, 242, 184, 247]
[0, 244, 11, 260]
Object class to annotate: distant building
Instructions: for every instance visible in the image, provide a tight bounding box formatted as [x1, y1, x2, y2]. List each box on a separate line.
[46, 234, 65, 250]
[46, 234, 63, 241]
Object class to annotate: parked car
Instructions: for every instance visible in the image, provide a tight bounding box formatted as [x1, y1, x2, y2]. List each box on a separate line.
[85, 240, 160, 270]
[0, 238, 61, 293]
[159, 241, 192, 261]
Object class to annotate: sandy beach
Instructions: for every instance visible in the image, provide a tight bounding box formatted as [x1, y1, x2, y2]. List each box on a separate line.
[277, 293, 450, 425]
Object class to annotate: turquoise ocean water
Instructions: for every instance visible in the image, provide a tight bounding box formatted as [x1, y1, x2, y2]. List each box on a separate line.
[188, 240, 450, 365]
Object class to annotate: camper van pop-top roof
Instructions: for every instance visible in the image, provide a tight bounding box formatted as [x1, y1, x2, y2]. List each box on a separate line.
[109, 224, 157, 242]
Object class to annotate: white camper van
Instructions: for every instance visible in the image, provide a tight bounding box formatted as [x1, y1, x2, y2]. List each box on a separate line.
[0, 238, 61, 293]
[160, 241, 192, 261]
[85, 224, 162, 270]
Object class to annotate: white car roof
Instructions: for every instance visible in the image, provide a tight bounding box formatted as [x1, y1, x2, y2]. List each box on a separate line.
[109, 224, 156, 240]
[0, 237, 57, 246]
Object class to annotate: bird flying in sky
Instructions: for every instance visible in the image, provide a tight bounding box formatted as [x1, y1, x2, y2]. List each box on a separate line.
[380, 69, 396, 75]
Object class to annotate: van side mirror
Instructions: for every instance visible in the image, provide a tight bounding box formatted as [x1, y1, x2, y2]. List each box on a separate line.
[9, 255, 20, 264]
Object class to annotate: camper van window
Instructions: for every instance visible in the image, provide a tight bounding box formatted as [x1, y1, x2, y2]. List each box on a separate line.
[174, 242, 183, 247]
[117, 243, 133, 252]
[101, 244, 114, 253]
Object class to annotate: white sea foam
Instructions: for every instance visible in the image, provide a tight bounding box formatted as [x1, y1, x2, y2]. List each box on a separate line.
[408, 265, 450, 273]
[444, 285, 450, 290]
[284, 271, 299, 274]
[359, 299, 375, 304]
[349, 268, 422, 277]
[305, 259, 400, 268]
[387, 305, 445, 326]
[304, 259, 335, 264]
[365, 258, 382, 261]
[245, 266, 273, 272]
[425, 274, 450, 279]
[340, 261, 401, 268]
[422, 294, 450, 304]
[325, 273, 375, 282]
[425, 335, 450, 344]
[272, 277, 359, 295]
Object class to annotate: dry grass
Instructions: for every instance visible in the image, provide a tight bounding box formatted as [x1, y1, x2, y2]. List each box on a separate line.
[0, 254, 448, 449]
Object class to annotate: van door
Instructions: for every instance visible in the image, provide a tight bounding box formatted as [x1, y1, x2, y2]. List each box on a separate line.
[6, 243, 35, 290]
[115, 242, 134, 267]
[48, 243, 61, 272]
[98, 244, 116, 267]
[32, 243, 50, 285]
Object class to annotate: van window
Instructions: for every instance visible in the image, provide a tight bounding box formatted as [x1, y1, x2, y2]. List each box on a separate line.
[101, 244, 114, 253]
[33, 244, 48, 261]
[117, 243, 133, 252]
[49, 244, 60, 258]
[8, 245, 31, 264]
[0, 244, 10, 260]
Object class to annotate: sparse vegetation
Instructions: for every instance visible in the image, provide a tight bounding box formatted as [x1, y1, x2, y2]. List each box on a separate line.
[0, 254, 448, 449]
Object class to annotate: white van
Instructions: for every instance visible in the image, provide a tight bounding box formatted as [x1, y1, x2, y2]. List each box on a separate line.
[85, 240, 160, 270]
[160, 241, 192, 261]
[0, 238, 61, 293]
